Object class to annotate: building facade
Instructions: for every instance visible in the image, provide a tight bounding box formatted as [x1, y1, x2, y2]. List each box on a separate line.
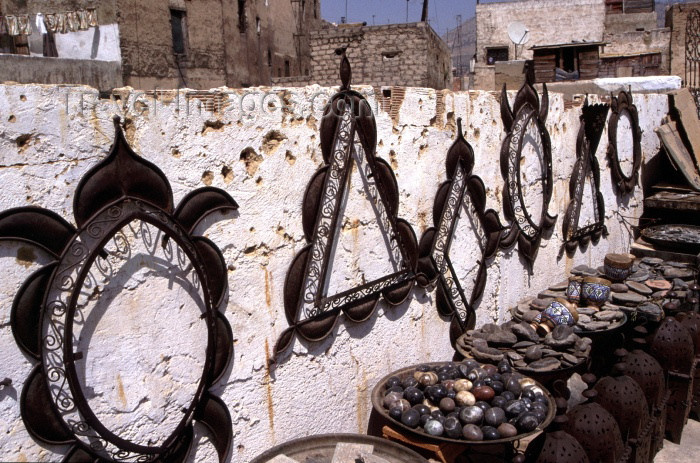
[117, 0, 322, 89]
[298, 22, 452, 90]
[474, 0, 669, 90]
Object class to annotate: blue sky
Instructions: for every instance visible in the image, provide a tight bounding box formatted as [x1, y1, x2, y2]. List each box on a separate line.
[320, 0, 480, 36]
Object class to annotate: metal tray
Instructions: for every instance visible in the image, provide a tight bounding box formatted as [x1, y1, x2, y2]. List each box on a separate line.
[370, 361, 555, 446]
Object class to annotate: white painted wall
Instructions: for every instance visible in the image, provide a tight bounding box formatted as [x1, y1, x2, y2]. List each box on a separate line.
[28, 23, 121, 62]
[0, 80, 671, 462]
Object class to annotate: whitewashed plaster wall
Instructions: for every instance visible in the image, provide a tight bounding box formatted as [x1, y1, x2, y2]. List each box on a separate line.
[28, 24, 122, 62]
[0, 81, 670, 462]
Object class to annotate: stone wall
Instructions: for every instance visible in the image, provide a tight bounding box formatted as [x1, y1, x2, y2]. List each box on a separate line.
[307, 22, 452, 89]
[117, 0, 322, 89]
[666, 1, 700, 84]
[0, 79, 673, 462]
[602, 28, 672, 73]
[476, 0, 607, 64]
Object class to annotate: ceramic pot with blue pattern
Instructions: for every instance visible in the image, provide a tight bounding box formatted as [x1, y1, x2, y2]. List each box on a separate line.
[582, 276, 612, 307]
[603, 253, 633, 282]
[566, 276, 584, 304]
[531, 298, 579, 335]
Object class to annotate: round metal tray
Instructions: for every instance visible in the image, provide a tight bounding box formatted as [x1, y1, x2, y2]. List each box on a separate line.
[370, 361, 556, 446]
[641, 224, 700, 253]
[454, 335, 589, 387]
[249, 433, 428, 463]
[576, 312, 628, 341]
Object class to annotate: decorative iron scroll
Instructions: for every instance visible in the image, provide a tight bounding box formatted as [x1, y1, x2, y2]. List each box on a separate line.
[0, 117, 236, 462]
[417, 119, 504, 346]
[562, 98, 609, 255]
[273, 50, 418, 362]
[686, 9, 700, 116]
[499, 69, 557, 270]
[607, 90, 642, 195]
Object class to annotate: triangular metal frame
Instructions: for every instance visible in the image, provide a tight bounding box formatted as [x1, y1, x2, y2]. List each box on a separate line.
[417, 119, 505, 346]
[274, 51, 418, 362]
[562, 97, 609, 255]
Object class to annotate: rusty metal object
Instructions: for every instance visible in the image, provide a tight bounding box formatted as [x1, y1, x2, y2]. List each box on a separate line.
[593, 364, 652, 463]
[619, 342, 668, 458]
[685, 9, 700, 117]
[273, 51, 418, 362]
[562, 99, 609, 255]
[249, 433, 428, 463]
[607, 90, 642, 196]
[0, 117, 237, 462]
[650, 317, 695, 374]
[499, 66, 557, 270]
[650, 317, 696, 443]
[641, 224, 700, 254]
[416, 118, 505, 345]
[523, 397, 590, 463]
[564, 375, 627, 463]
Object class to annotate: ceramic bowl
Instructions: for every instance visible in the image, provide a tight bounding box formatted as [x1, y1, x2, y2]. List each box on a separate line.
[533, 298, 579, 335]
[566, 276, 584, 304]
[603, 253, 633, 282]
[582, 277, 612, 307]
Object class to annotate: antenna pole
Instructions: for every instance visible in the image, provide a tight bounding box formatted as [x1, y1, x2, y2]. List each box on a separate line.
[421, 0, 430, 22]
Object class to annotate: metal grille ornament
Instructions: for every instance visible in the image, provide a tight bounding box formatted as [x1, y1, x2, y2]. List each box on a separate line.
[685, 9, 700, 116]
[0, 117, 237, 462]
[650, 316, 695, 374]
[416, 118, 504, 345]
[273, 50, 418, 361]
[562, 98, 609, 255]
[593, 364, 650, 442]
[499, 66, 557, 270]
[677, 311, 700, 354]
[618, 348, 665, 413]
[607, 90, 642, 195]
[564, 375, 626, 463]
[523, 397, 590, 463]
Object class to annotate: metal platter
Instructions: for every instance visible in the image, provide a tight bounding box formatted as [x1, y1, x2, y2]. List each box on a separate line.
[249, 433, 428, 463]
[641, 224, 700, 253]
[453, 337, 588, 389]
[370, 362, 556, 446]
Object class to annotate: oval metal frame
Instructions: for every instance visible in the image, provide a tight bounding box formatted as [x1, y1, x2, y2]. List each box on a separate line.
[0, 118, 237, 462]
[607, 90, 642, 195]
[499, 72, 557, 270]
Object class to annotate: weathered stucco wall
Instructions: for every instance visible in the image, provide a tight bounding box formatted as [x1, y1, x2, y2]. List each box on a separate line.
[0, 80, 671, 462]
[307, 22, 452, 89]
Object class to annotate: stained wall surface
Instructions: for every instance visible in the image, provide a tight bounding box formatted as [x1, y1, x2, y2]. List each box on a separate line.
[0, 80, 671, 462]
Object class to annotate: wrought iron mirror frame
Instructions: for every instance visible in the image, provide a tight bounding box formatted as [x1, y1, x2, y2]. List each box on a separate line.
[562, 98, 609, 255]
[417, 118, 504, 346]
[274, 50, 418, 361]
[607, 90, 642, 195]
[0, 117, 236, 462]
[499, 71, 557, 270]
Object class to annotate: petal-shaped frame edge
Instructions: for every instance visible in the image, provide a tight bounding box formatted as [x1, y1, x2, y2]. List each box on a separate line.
[0, 207, 76, 258]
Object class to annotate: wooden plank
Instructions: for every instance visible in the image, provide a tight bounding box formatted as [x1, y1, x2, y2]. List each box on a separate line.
[672, 88, 700, 170]
[655, 122, 700, 191]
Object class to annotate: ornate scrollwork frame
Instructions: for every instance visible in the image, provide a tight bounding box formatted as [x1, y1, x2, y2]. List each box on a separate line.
[273, 51, 418, 361]
[0, 118, 236, 462]
[417, 119, 504, 346]
[562, 98, 609, 255]
[499, 71, 557, 270]
[607, 90, 642, 195]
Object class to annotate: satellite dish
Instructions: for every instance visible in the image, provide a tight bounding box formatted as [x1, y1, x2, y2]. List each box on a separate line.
[508, 21, 530, 46]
